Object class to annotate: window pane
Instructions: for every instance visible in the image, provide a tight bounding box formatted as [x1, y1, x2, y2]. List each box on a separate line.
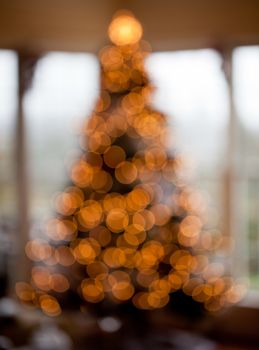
[0, 51, 17, 223]
[25, 53, 99, 226]
[233, 46, 259, 288]
[147, 50, 229, 227]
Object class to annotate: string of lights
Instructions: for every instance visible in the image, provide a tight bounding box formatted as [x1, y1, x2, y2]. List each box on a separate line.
[16, 11, 246, 318]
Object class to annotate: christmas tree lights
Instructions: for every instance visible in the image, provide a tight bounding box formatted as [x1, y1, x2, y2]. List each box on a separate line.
[16, 11, 246, 317]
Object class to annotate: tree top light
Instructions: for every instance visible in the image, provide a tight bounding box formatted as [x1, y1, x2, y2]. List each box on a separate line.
[108, 12, 143, 46]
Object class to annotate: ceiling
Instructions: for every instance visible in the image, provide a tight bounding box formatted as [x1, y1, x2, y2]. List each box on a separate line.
[1, 0, 259, 53]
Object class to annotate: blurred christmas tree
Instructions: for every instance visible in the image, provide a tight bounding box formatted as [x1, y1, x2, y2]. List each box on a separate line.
[16, 11, 245, 320]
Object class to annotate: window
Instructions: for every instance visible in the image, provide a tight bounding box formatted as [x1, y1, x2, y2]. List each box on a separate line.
[24, 52, 99, 229]
[0, 51, 17, 227]
[147, 50, 229, 233]
[1, 46, 259, 294]
[233, 46, 259, 289]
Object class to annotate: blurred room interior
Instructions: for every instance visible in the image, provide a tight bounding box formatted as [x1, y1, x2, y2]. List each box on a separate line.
[1, 0, 259, 349]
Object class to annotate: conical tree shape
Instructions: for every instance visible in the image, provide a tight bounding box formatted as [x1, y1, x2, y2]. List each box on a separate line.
[16, 12, 245, 318]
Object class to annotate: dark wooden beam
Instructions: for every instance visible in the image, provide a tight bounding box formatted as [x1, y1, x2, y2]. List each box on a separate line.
[0, 0, 258, 53]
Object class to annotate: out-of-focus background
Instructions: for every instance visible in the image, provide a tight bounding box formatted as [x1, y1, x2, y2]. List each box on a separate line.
[1, 0, 259, 349]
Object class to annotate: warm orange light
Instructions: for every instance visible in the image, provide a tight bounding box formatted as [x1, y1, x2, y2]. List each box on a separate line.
[73, 238, 100, 265]
[108, 270, 130, 286]
[39, 295, 61, 317]
[55, 246, 75, 266]
[106, 208, 129, 233]
[150, 204, 171, 226]
[108, 14, 143, 46]
[25, 239, 52, 262]
[136, 269, 158, 288]
[87, 261, 108, 279]
[71, 160, 94, 188]
[16, 282, 35, 302]
[81, 279, 104, 303]
[54, 187, 84, 216]
[103, 145, 126, 168]
[112, 281, 135, 301]
[102, 247, 126, 268]
[50, 274, 70, 293]
[99, 46, 124, 71]
[133, 209, 155, 230]
[20, 10, 244, 314]
[46, 218, 77, 241]
[89, 226, 112, 247]
[91, 169, 113, 193]
[31, 267, 51, 291]
[124, 224, 146, 246]
[126, 188, 150, 212]
[77, 200, 103, 230]
[103, 193, 126, 213]
[115, 161, 138, 184]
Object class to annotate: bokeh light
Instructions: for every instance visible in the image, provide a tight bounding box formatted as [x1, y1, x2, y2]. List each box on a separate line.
[108, 13, 143, 46]
[16, 12, 246, 317]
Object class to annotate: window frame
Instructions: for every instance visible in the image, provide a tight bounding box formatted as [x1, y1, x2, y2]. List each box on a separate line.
[10, 46, 259, 307]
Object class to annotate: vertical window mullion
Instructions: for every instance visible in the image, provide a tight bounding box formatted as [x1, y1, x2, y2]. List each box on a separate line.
[14, 52, 38, 287]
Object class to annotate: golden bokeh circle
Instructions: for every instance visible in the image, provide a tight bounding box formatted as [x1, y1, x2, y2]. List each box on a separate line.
[108, 14, 143, 46]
